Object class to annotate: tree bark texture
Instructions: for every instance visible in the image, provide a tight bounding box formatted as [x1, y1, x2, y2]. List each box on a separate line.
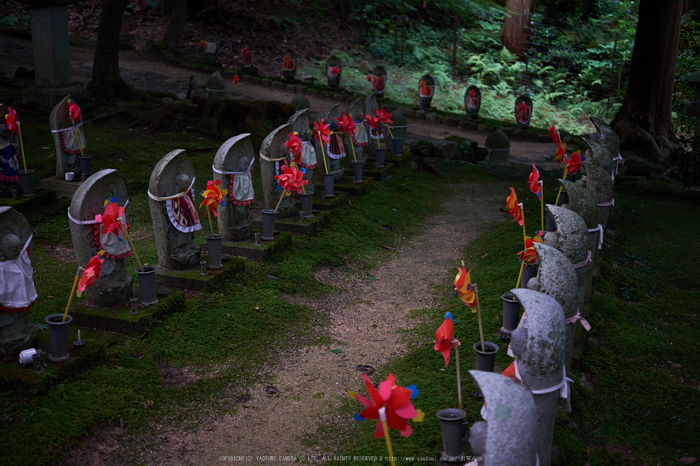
[163, 0, 187, 53]
[611, 0, 683, 161]
[501, 0, 533, 60]
[90, 0, 131, 100]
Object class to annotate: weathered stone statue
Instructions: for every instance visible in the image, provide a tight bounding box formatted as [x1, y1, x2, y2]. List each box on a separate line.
[364, 91, 380, 157]
[390, 108, 408, 146]
[582, 138, 615, 180]
[419, 74, 436, 109]
[579, 162, 614, 230]
[0, 104, 21, 197]
[50, 95, 85, 180]
[204, 71, 226, 98]
[213, 134, 254, 241]
[509, 288, 569, 466]
[260, 123, 296, 218]
[290, 94, 310, 112]
[288, 108, 317, 191]
[467, 370, 538, 466]
[485, 129, 510, 161]
[369, 65, 387, 99]
[528, 242, 582, 370]
[346, 97, 367, 162]
[0, 207, 39, 357]
[514, 95, 533, 131]
[316, 104, 344, 181]
[465, 85, 482, 121]
[589, 117, 621, 177]
[68, 169, 133, 306]
[325, 55, 342, 88]
[148, 150, 202, 269]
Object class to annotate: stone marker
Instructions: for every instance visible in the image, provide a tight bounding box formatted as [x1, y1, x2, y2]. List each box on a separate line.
[213, 134, 254, 241]
[315, 104, 344, 181]
[485, 129, 510, 161]
[148, 150, 202, 270]
[589, 117, 621, 177]
[288, 108, 317, 190]
[50, 95, 86, 180]
[0, 105, 21, 197]
[259, 123, 296, 218]
[291, 94, 310, 112]
[579, 162, 614, 230]
[582, 138, 615, 180]
[204, 71, 227, 98]
[510, 288, 568, 466]
[68, 169, 133, 306]
[201, 32, 220, 64]
[0, 207, 39, 357]
[515, 95, 533, 131]
[419, 74, 436, 109]
[465, 85, 482, 121]
[326, 55, 342, 88]
[369, 65, 387, 98]
[467, 370, 538, 466]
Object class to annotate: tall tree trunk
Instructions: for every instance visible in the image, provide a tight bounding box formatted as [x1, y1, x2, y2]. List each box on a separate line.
[611, 0, 683, 162]
[163, 0, 187, 54]
[90, 0, 131, 100]
[501, 0, 533, 60]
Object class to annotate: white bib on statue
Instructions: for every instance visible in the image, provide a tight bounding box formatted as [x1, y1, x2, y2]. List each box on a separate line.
[0, 235, 37, 309]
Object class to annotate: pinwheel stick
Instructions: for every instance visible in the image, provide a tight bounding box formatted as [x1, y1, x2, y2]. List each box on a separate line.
[70, 117, 86, 157]
[378, 408, 396, 466]
[62, 267, 82, 322]
[519, 203, 527, 247]
[17, 122, 27, 172]
[274, 190, 287, 213]
[122, 228, 144, 272]
[539, 180, 544, 234]
[318, 136, 330, 174]
[454, 340, 462, 410]
[554, 165, 568, 205]
[385, 123, 395, 140]
[349, 134, 357, 163]
[206, 208, 215, 236]
[515, 260, 526, 289]
[474, 283, 486, 352]
[375, 128, 382, 150]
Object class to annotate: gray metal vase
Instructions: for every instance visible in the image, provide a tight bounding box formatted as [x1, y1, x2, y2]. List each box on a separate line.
[521, 264, 538, 288]
[392, 138, 402, 156]
[436, 408, 468, 462]
[45, 313, 72, 363]
[78, 155, 92, 181]
[19, 169, 34, 197]
[501, 292, 521, 332]
[322, 174, 334, 198]
[261, 209, 277, 241]
[300, 192, 314, 219]
[206, 234, 224, 269]
[136, 265, 158, 305]
[473, 341, 499, 372]
[352, 161, 363, 183]
[375, 148, 385, 168]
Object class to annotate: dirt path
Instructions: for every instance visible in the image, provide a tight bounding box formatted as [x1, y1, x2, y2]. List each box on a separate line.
[92, 180, 504, 465]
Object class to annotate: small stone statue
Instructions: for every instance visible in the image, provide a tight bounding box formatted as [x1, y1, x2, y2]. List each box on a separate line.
[589, 117, 621, 178]
[316, 104, 344, 181]
[578, 162, 614, 231]
[148, 150, 202, 269]
[0, 104, 20, 197]
[288, 108, 317, 191]
[204, 71, 227, 98]
[290, 94, 310, 112]
[509, 288, 569, 466]
[345, 97, 367, 162]
[50, 95, 86, 180]
[0, 207, 39, 357]
[465, 85, 482, 121]
[213, 134, 255, 241]
[485, 129, 510, 161]
[325, 55, 342, 88]
[369, 65, 387, 99]
[419, 74, 435, 109]
[259, 123, 296, 218]
[68, 169, 133, 306]
[467, 370, 538, 466]
[514, 95, 533, 131]
[582, 138, 616, 180]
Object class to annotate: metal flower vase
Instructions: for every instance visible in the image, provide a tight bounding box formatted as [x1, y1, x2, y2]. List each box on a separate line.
[352, 161, 363, 183]
[473, 341, 499, 372]
[136, 265, 158, 306]
[500, 292, 521, 339]
[261, 209, 277, 241]
[45, 313, 72, 363]
[322, 173, 334, 198]
[436, 408, 469, 463]
[392, 138, 402, 156]
[300, 191, 314, 219]
[206, 234, 224, 269]
[78, 155, 92, 181]
[375, 148, 385, 168]
[18, 169, 34, 197]
[520, 263, 538, 288]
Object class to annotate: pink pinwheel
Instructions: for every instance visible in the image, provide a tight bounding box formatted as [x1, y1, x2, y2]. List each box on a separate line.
[232, 75, 239, 84]
[199, 179, 227, 217]
[68, 99, 81, 123]
[528, 164, 541, 197]
[549, 124, 559, 144]
[275, 165, 308, 194]
[77, 251, 104, 296]
[330, 66, 341, 75]
[313, 120, 330, 144]
[334, 113, 356, 136]
[373, 108, 393, 125]
[95, 197, 126, 241]
[434, 313, 455, 366]
[286, 132, 303, 162]
[365, 114, 379, 129]
[5, 107, 18, 134]
[349, 373, 423, 438]
[566, 150, 582, 175]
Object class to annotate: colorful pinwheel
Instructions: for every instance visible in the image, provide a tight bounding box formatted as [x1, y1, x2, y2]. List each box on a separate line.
[5, 107, 18, 134]
[349, 373, 423, 438]
[232, 75, 239, 85]
[68, 99, 81, 123]
[516, 101, 530, 123]
[275, 165, 308, 194]
[518, 234, 543, 265]
[77, 251, 104, 297]
[95, 197, 126, 241]
[283, 54, 295, 70]
[374, 109, 393, 125]
[365, 114, 379, 130]
[330, 66, 341, 75]
[434, 312, 455, 366]
[313, 120, 330, 144]
[286, 132, 303, 163]
[566, 150, 582, 175]
[200, 179, 227, 217]
[334, 113, 356, 136]
[549, 124, 559, 144]
[454, 266, 476, 308]
[528, 164, 541, 198]
[555, 142, 567, 166]
[506, 187, 523, 226]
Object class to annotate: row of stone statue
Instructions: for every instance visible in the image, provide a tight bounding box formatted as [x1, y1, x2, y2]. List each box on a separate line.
[465, 117, 620, 466]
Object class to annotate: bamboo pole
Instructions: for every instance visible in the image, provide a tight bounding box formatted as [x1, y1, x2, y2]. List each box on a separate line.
[62, 268, 82, 322]
[474, 283, 485, 352]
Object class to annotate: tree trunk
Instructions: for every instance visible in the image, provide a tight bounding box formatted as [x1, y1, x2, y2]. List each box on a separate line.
[90, 0, 132, 100]
[163, 0, 187, 54]
[611, 0, 683, 162]
[451, 12, 459, 77]
[501, 0, 533, 60]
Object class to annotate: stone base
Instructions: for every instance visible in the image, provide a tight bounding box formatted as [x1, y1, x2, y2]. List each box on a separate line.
[22, 83, 90, 108]
[155, 256, 245, 291]
[69, 291, 186, 335]
[39, 177, 83, 199]
[363, 163, 394, 181]
[334, 178, 373, 196]
[422, 158, 468, 178]
[0, 319, 39, 359]
[0, 188, 57, 215]
[202, 231, 292, 262]
[252, 210, 329, 236]
[387, 151, 412, 167]
[311, 192, 348, 211]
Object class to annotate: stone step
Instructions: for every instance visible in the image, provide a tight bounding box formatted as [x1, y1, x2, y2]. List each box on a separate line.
[155, 256, 245, 291]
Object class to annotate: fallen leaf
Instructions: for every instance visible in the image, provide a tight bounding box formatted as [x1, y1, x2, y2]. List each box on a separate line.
[226, 313, 231, 318]
[666, 361, 681, 368]
[634, 261, 645, 267]
[382, 245, 396, 250]
[481, 253, 489, 258]
[678, 458, 697, 464]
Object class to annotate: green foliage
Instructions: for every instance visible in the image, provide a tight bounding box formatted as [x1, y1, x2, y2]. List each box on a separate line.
[666, 133, 700, 188]
[673, 13, 700, 134]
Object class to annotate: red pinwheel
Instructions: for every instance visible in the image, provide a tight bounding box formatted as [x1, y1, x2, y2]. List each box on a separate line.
[554, 141, 567, 166]
[330, 66, 341, 75]
[365, 114, 379, 129]
[373, 109, 393, 125]
[506, 187, 523, 226]
[366, 75, 372, 82]
[566, 150, 582, 175]
[5, 107, 18, 134]
[419, 79, 431, 96]
[350, 373, 422, 438]
[241, 47, 253, 67]
[232, 75, 239, 85]
[454, 266, 476, 307]
[95, 197, 126, 241]
[434, 313, 455, 366]
[528, 164, 541, 197]
[285, 132, 303, 163]
[467, 89, 478, 109]
[518, 234, 543, 265]
[199, 179, 227, 217]
[68, 99, 81, 123]
[199, 39, 206, 48]
[549, 124, 559, 144]
[77, 251, 104, 296]
[275, 165, 308, 194]
[516, 101, 530, 123]
[334, 113, 356, 136]
[283, 54, 295, 70]
[313, 120, 330, 144]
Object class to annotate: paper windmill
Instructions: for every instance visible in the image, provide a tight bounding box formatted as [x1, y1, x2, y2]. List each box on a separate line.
[5, 107, 18, 134]
[506, 187, 523, 226]
[242, 47, 253, 66]
[330, 66, 341, 75]
[232, 75, 239, 85]
[283, 54, 295, 70]
[95, 197, 126, 242]
[373, 109, 393, 125]
[365, 114, 379, 129]
[516, 101, 530, 122]
[77, 251, 105, 297]
[549, 124, 559, 144]
[286, 132, 303, 162]
[68, 99, 81, 123]
[555, 142, 567, 166]
[518, 234, 543, 265]
[434, 312, 456, 366]
[275, 165, 308, 194]
[454, 266, 476, 308]
[349, 373, 423, 438]
[313, 120, 330, 144]
[334, 113, 356, 136]
[566, 150, 583, 175]
[199, 179, 227, 216]
[528, 164, 541, 197]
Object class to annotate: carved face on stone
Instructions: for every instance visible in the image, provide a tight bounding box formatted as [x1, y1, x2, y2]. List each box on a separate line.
[0, 233, 21, 261]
